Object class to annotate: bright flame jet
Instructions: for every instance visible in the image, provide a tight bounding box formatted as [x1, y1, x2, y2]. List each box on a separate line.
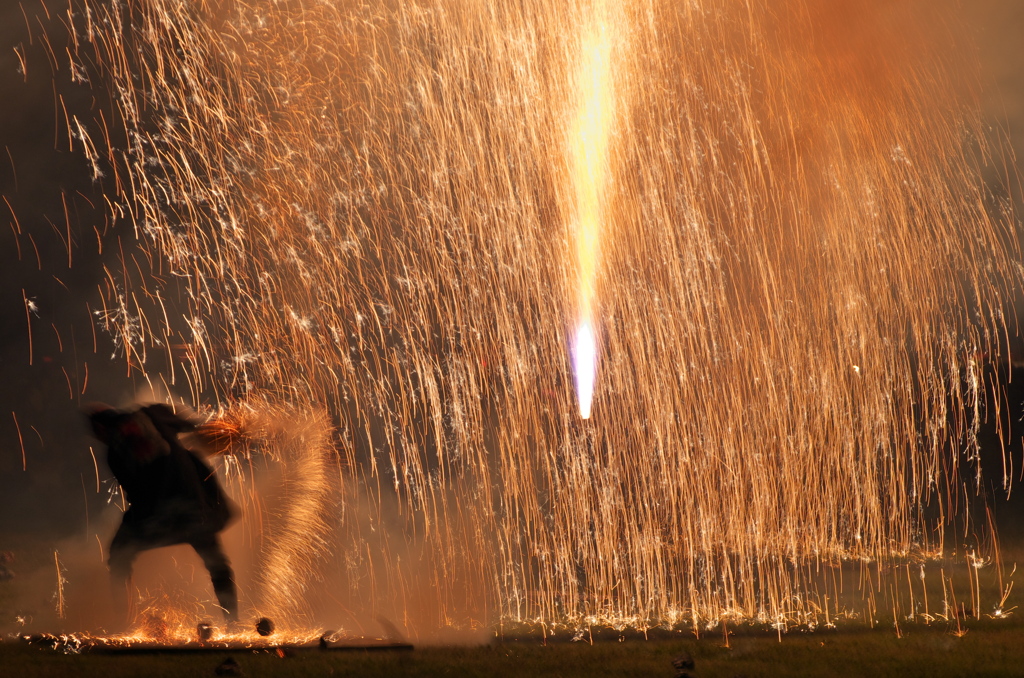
[572, 319, 598, 419]
[569, 5, 615, 419]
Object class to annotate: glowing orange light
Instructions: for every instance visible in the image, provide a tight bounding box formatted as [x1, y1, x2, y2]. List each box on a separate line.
[569, 4, 615, 420]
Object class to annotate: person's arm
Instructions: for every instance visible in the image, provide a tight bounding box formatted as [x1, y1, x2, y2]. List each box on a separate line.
[141, 403, 200, 436]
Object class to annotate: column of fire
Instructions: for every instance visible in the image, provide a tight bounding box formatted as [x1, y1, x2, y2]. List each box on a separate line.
[569, 3, 616, 420]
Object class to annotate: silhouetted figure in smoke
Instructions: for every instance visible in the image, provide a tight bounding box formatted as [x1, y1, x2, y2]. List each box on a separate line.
[85, 403, 239, 626]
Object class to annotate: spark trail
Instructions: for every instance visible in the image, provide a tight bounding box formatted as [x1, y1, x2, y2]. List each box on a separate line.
[54, 0, 1022, 630]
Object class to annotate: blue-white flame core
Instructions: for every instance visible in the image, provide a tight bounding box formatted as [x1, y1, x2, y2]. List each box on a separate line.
[572, 320, 598, 419]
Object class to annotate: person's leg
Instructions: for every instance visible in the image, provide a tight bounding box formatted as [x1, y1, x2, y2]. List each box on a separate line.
[190, 533, 238, 622]
[107, 526, 144, 629]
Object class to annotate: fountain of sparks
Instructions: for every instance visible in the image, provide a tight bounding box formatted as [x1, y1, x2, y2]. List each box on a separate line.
[54, 0, 1022, 633]
[568, 2, 616, 420]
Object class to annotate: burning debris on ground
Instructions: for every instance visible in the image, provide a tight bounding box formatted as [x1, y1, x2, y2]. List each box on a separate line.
[16, 621, 413, 655]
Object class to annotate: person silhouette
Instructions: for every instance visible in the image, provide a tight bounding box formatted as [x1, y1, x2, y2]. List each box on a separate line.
[85, 403, 239, 627]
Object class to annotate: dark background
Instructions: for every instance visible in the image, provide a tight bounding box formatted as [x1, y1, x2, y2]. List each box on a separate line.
[0, 0, 137, 539]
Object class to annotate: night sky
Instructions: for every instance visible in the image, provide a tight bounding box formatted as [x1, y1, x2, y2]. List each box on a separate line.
[1, 0, 1024, 560]
[1, 1, 124, 537]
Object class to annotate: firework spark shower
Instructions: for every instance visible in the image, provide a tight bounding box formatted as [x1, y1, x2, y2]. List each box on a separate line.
[46, 0, 1023, 630]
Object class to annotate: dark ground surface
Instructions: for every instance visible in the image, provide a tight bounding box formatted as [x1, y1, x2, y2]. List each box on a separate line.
[5, 618, 1024, 678]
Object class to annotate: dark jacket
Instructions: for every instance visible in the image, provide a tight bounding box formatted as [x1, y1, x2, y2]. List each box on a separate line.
[92, 404, 237, 542]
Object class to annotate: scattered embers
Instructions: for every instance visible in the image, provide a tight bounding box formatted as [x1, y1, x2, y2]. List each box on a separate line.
[21, 626, 413, 654]
[139, 613, 170, 642]
[20, 633, 84, 654]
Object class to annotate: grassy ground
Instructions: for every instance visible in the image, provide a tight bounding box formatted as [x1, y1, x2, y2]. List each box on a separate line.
[4, 619, 1024, 678]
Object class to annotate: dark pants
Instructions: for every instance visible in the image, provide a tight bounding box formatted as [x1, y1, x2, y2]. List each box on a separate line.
[108, 524, 238, 623]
